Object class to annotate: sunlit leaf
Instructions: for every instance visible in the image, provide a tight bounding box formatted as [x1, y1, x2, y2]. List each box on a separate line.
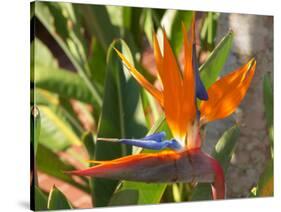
[39, 105, 82, 151]
[200, 31, 233, 89]
[106, 5, 132, 31]
[33, 65, 97, 105]
[31, 38, 58, 68]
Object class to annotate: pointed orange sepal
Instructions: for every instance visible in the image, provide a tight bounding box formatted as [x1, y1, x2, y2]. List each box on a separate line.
[200, 58, 256, 122]
[160, 30, 184, 139]
[181, 19, 197, 143]
[114, 48, 164, 106]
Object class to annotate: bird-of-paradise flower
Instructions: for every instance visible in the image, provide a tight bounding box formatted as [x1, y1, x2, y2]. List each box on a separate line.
[67, 15, 256, 200]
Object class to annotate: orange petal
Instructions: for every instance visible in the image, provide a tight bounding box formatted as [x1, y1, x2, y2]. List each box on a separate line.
[66, 149, 218, 185]
[66, 151, 183, 182]
[200, 58, 256, 122]
[182, 19, 197, 143]
[114, 48, 164, 106]
[160, 30, 184, 139]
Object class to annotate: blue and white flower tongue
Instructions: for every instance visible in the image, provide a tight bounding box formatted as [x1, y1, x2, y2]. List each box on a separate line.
[97, 131, 183, 151]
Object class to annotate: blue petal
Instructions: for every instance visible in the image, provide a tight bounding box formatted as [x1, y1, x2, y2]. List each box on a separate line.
[120, 139, 169, 150]
[192, 44, 208, 100]
[119, 137, 183, 151]
[142, 131, 166, 143]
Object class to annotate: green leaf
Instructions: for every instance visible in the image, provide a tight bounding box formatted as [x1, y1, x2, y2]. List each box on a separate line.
[256, 159, 273, 197]
[212, 125, 240, 172]
[160, 10, 193, 55]
[191, 183, 212, 201]
[88, 38, 107, 89]
[128, 8, 143, 49]
[192, 125, 240, 200]
[82, 132, 96, 205]
[33, 65, 98, 105]
[48, 185, 72, 209]
[38, 105, 82, 151]
[92, 40, 147, 207]
[32, 38, 58, 68]
[200, 31, 234, 89]
[79, 4, 118, 51]
[31, 106, 41, 156]
[106, 5, 132, 32]
[32, 86, 60, 106]
[36, 144, 89, 193]
[122, 7, 132, 30]
[263, 74, 273, 125]
[33, 89, 84, 137]
[200, 12, 220, 51]
[142, 9, 154, 46]
[263, 73, 274, 150]
[34, 186, 48, 210]
[109, 190, 139, 206]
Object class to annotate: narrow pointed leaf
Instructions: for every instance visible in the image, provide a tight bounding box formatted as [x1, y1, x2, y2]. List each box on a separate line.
[48, 186, 72, 209]
[200, 31, 233, 89]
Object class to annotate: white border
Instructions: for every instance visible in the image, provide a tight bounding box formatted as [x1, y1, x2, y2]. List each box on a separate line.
[0, 0, 279, 211]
